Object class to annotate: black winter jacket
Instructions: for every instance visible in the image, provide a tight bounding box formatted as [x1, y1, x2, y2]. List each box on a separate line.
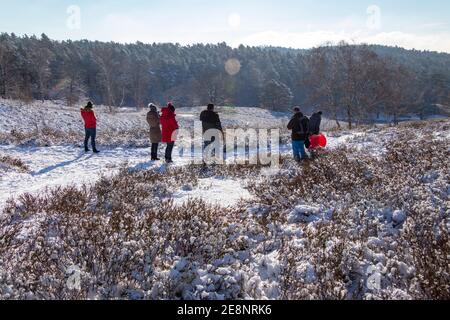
[309, 113, 322, 135]
[287, 113, 310, 141]
[200, 110, 223, 133]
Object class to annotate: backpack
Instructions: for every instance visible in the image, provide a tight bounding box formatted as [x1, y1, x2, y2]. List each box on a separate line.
[301, 116, 310, 134]
[302, 116, 311, 148]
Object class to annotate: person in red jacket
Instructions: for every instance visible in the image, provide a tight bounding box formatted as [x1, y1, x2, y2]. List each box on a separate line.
[160, 103, 179, 163]
[81, 101, 99, 153]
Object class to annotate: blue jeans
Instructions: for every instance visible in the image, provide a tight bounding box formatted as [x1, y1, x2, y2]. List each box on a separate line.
[84, 128, 97, 150]
[292, 140, 306, 160]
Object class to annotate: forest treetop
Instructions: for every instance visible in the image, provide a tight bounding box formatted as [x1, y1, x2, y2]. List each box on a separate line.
[0, 33, 449, 125]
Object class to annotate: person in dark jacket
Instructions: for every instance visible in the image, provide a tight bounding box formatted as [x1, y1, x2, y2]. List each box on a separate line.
[146, 103, 162, 161]
[80, 101, 99, 153]
[200, 103, 223, 149]
[309, 111, 323, 135]
[287, 107, 309, 162]
[160, 103, 179, 164]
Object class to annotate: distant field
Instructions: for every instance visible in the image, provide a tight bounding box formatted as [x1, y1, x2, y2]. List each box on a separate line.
[0, 99, 343, 147]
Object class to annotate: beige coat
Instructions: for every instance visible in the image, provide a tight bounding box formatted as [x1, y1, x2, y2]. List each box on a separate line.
[147, 110, 162, 143]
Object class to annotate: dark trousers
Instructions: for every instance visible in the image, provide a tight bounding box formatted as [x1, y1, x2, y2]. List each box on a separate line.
[151, 143, 159, 160]
[165, 142, 175, 161]
[84, 128, 97, 150]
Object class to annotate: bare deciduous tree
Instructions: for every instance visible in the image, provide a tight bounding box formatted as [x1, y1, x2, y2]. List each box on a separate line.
[306, 41, 412, 128]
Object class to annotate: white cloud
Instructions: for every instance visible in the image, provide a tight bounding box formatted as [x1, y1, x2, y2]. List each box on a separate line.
[233, 30, 349, 48]
[233, 30, 450, 53]
[78, 11, 450, 53]
[417, 22, 449, 31]
[363, 31, 450, 52]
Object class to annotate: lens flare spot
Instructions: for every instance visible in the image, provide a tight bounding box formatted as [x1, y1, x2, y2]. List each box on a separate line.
[228, 13, 241, 29]
[225, 59, 241, 76]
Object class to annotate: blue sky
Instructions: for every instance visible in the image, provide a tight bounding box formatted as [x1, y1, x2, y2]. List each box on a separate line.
[1, 0, 449, 52]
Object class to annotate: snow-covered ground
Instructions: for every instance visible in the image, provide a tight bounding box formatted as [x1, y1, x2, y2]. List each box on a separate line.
[0, 99, 295, 136]
[0, 99, 336, 209]
[0, 144, 261, 208]
[0, 132, 355, 209]
[0, 146, 151, 207]
[173, 177, 254, 207]
[0, 100, 276, 207]
[0, 99, 449, 300]
[0, 103, 443, 210]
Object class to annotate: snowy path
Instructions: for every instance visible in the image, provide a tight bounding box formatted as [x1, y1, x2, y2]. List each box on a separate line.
[0, 131, 365, 209]
[0, 145, 161, 207]
[0, 144, 284, 208]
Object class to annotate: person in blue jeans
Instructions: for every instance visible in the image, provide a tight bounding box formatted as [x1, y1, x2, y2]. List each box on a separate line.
[287, 107, 310, 162]
[81, 102, 99, 153]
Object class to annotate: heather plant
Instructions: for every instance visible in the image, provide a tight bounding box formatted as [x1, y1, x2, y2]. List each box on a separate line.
[0, 122, 449, 300]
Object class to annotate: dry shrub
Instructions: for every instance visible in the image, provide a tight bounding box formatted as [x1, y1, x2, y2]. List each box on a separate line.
[0, 164, 253, 299]
[0, 122, 449, 300]
[249, 131, 449, 299]
[0, 127, 153, 148]
[0, 155, 30, 172]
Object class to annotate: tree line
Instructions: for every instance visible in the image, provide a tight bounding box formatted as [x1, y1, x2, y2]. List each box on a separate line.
[0, 33, 449, 126]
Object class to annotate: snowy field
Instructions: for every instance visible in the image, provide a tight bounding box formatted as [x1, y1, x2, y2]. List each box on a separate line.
[0, 99, 449, 300]
[0, 99, 335, 208]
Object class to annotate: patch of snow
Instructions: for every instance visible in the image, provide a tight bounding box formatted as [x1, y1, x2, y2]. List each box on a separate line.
[172, 177, 253, 208]
[287, 204, 324, 224]
[0, 145, 157, 208]
[392, 210, 407, 226]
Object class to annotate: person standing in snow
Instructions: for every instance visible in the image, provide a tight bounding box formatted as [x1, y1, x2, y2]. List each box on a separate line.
[160, 103, 179, 164]
[309, 111, 323, 135]
[200, 103, 223, 149]
[81, 101, 99, 154]
[146, 103, 162, 161]
[287, 107, 309, 162]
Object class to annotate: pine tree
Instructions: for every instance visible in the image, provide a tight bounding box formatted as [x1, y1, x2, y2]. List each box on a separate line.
[260, 79, 294, 111]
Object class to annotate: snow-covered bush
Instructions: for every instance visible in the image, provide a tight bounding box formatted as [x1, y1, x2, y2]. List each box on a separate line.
[0, 155, 29, 173]
[0, 120, 449, 300]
